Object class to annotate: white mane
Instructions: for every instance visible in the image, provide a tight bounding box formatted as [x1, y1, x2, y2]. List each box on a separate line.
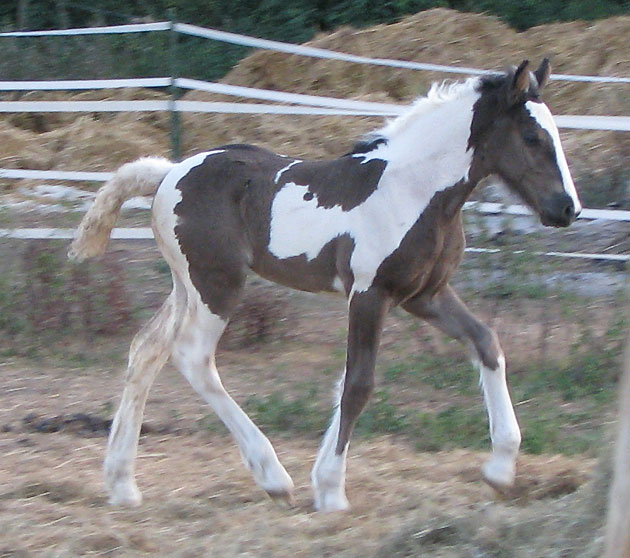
[377, 77, 482, 140]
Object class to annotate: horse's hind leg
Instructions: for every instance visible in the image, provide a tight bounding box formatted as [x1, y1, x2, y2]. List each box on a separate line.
[402, 285, 521, 491]
[171, 286, 294, 502]
[104, 286, 183, 506]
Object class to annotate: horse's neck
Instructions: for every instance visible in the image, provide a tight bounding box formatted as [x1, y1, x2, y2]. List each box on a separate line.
[381, 93, 479, 213]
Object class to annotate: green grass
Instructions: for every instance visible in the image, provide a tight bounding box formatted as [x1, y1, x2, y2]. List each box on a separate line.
[244, 389, 328, 436]
[384, 355, 475, 394]
[356, 390, 409, 436]
[190, 331, 624, 457]
[413, 405, 489, 452]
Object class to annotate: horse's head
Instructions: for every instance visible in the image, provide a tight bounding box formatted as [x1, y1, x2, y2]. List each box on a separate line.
[469, 59, 581, 227]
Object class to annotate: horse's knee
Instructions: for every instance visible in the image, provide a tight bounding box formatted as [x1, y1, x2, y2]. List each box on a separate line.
[474, 325, 503, 370]
[342, 372, 375, 409]
[335, 371, 375, 453]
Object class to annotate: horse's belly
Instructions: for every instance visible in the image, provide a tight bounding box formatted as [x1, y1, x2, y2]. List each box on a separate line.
[251, 257, 341, 294]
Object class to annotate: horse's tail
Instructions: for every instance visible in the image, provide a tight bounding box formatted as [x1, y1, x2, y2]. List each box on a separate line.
[68, 157, 174, 262]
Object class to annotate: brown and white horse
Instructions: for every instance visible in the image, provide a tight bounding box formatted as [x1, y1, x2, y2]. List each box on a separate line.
[69, 59, 581, 512]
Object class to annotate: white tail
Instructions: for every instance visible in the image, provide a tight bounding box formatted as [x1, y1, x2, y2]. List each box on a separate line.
[68, 157, 173, 261]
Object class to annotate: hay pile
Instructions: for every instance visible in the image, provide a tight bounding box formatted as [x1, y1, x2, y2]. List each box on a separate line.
[1, 8, 629, 190]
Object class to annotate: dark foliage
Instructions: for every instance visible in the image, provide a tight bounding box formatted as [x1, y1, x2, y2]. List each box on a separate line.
[1, 0, 628, 82]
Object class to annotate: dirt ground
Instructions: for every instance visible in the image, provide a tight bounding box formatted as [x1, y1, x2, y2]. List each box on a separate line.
[2, 261, 619, 558]
[0, 353, 597, 558]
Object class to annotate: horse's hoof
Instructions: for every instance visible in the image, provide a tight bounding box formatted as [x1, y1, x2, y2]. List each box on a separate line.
[482, 457, 516, 497]
[483, 475, 515, 499]
[108, 491, 143, 507]
[266, 488, 296, 508]
[107, 482, 143, 507]
[313, 492, 350, 513]
[483, 453, 516, 485]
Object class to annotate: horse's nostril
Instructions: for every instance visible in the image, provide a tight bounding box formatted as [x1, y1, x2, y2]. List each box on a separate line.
[563, 203, 575, 220]
[545, 194, 577, 227]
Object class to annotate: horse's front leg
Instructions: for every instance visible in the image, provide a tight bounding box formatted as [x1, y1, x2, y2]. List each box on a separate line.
[402, 284, 521, 491]
[312, 287, 390, 512]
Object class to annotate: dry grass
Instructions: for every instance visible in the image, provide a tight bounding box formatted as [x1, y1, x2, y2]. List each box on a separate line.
[0, 273, 623, 556]
[0, 9, 627, 554]
[0, 357, 599, 558]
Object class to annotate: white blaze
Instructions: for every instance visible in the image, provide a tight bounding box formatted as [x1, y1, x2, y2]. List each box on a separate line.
[525, 101, 582, 213]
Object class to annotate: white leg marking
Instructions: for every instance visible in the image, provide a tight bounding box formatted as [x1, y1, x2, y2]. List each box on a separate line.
[172, 292, 293, 499]
[479, 354, 521, 489]
[312, 373, 350, 512]
[104, 291, 181, 506]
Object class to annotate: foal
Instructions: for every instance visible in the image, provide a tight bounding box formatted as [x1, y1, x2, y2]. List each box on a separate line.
[70, 59, 581, 512]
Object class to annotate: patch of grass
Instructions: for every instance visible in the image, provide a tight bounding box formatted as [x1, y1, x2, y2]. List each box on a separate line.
[519, 411, 598, 455]
[0, 242, 138, 357]
[356, 390, 409, 436]
[577, 169, 630, 209]
[413, 405, 489, 452]
[518, 353, 618, 403]
[226, 326, 621, 456]
[384, 355, 475, 395]
[244, 389, 328, 436]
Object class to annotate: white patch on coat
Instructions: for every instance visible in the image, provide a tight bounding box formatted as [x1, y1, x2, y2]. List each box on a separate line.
[269, 85, 479, 293]
[525, 101, 582, 213]
[171, 288, 294, 498]
[274, 160, 302, 184]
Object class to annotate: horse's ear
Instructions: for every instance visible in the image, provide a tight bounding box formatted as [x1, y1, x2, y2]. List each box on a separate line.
[508, 59, 530, 106]
[534, 57, 551, 90]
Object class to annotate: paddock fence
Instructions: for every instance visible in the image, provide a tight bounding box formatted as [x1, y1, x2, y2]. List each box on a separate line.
[0, 20, 628, 263]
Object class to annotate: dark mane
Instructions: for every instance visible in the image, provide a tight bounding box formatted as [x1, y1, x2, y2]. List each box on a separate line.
[346, 136, 388, 156]
[477, 69, 541, 100]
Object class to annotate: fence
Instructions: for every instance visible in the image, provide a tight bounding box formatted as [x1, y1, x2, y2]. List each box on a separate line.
[0, 20, 629, 262]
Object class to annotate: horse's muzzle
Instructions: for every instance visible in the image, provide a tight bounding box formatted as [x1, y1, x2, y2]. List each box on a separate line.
[540, 192, 579, 228]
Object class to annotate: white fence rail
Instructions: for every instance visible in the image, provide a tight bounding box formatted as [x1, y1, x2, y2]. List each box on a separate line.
[1, 169, 629, 224]
[1, 77, 629, 129]
[0, 19, 627, 263]
[0, 227, 627, 263]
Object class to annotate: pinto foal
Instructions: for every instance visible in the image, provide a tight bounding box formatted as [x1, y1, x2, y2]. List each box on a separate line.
[70, 59, 580, 512]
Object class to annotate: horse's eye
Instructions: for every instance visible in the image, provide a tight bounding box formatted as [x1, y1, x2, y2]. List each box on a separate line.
[523, 132, 540, 146]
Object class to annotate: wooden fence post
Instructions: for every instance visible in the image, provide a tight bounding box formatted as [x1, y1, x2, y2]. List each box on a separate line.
[604, 336, 630, 558]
